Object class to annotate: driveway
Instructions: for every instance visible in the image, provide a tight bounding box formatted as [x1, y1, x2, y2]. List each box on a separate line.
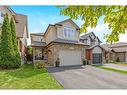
[47, 65, 127, 89]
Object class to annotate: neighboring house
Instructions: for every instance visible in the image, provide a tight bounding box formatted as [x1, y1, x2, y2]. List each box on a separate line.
[0, 6, 29, 63]
[31, 19, 87, 66]
[31, 33, 47, 60]
[101, 43, 127, 63]
[80, 32, 104, 64]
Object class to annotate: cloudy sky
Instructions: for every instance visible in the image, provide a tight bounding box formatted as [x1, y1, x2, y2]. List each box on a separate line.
[11, 6, 127, 45]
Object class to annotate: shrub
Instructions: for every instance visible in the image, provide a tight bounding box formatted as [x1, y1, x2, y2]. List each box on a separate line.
[34, 60, 46, 69]
[0, 15, 21, 69]
[10, 17, 21, 68]
[0, 15, 15, 69]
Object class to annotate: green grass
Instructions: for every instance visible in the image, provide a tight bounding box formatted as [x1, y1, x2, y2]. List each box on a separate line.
[0, 64, 63, 89]
[95, 66, 127, 75]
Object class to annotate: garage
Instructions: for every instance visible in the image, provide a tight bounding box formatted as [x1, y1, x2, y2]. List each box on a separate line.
[59, 50, 82, 66]
[92, 46, 103, 64]
[93, 53, 102, 64]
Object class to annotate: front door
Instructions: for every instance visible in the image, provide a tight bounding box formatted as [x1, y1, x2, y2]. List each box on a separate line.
[93, 53, 102, 64]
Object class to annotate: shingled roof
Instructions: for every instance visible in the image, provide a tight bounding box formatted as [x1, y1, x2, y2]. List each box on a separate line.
[101, 42, 127, 52]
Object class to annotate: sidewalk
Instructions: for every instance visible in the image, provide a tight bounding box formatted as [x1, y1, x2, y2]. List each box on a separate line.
[103, 64, 127, 71]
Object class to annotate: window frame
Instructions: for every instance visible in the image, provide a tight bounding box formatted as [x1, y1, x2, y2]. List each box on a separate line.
[63, 26, 75, 39]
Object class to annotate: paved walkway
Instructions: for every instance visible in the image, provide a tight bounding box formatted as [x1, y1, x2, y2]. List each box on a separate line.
[103, 64, 127, 71]
[47, 65, 127, 89]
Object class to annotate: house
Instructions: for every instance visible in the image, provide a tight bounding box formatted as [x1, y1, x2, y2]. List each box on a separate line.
[31, 33, 46, 60]
[31, 19, 87, 66]
[0, 6, 29, 63]
[80, 32, 104, 64]
[101, 43, 127, 63]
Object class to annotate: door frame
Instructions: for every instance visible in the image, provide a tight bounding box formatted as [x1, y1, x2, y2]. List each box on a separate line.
[92, 53, 102, 64]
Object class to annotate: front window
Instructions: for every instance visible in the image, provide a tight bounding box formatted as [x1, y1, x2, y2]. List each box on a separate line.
[64, 26, 75, 39]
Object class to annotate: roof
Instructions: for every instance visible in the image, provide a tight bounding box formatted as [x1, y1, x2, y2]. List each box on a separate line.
[101, 42, 127, 52]
[87, 45, 104, 50]
[52, 38, 87, 46]
[31, 41, 46, 47]
[107, 42, 127, 47]
[15, 14, 29, 38]
[80, 32, 93, 39]
[44, 19, 80, 36]
[4, 6, 19, 23]
[80, 32, 102, 43]
[113, 47, 127, 52]
[101, 44, 113, 52]
[30, 33, 44, 36]
[56, 19, 80, 29]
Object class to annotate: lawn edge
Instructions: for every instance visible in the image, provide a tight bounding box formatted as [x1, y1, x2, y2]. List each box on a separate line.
[45, 68, 64, 89]
[94, 66, 127, 75]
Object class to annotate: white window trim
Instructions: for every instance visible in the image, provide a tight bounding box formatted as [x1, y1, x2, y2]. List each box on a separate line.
[63, 26, 76, 39]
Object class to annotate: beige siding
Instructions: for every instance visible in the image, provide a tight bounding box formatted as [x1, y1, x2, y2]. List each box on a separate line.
[31, 35, 44, 42]
[20, 26, 27, 46]
[45, 27, 56, 44]
[57, 21, 79, 41]
[57, 26, 63, 38]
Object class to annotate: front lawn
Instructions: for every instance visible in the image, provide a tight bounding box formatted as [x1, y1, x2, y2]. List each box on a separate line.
[95, 66, 127, 75]
[0, 64, 63, 89]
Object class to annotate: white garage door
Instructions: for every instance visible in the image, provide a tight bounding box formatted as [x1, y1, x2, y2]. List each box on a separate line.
[59, 50, 82, 66]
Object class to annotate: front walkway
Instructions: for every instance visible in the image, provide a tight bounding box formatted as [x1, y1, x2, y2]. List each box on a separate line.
[47, 65, 127, 89]
[103, 64, 127, 71]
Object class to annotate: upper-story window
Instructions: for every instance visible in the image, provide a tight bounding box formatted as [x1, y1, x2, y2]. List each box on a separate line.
[63, 26, 75, 39]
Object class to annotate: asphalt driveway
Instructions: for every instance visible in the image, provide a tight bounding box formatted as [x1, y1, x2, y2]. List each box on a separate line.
[47, 65, 127, 89]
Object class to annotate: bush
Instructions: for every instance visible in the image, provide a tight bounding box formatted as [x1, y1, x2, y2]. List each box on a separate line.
[0, 15, 21, 69]
[34, 60, 46, 69]
[0, 15, 15, 69]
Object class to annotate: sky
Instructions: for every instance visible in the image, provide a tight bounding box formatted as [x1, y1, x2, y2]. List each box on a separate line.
[11, 6, 127, 45]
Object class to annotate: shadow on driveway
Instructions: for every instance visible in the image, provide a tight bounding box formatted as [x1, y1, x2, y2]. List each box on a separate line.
[46, 65, 85, 73]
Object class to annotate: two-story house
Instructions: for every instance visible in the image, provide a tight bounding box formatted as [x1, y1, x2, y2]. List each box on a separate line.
[31, 19, 87, 66]
[80, 32, 104, 64]
[31, 33, 46, 60]
[0, 6, 29, 63]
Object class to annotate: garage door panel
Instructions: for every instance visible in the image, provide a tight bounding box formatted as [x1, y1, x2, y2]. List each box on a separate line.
[59, 50, 82, 66]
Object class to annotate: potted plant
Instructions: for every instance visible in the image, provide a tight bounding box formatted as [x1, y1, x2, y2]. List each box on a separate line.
[83, 59, 88, 65]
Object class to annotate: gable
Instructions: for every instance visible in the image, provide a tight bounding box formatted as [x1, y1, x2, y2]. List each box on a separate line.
[57, 19, 80, 30]
[92, 46, 102, 53]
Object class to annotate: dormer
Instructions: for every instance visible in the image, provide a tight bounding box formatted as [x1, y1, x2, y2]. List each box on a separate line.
[44, 19, 80, 44]
[56, 19, 80, 41]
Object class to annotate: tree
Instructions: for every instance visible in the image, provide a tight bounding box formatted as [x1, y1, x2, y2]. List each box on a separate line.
[0, 14, 14, 69]
[10, 17, 21, 67]
[58, 6, 127, 43]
